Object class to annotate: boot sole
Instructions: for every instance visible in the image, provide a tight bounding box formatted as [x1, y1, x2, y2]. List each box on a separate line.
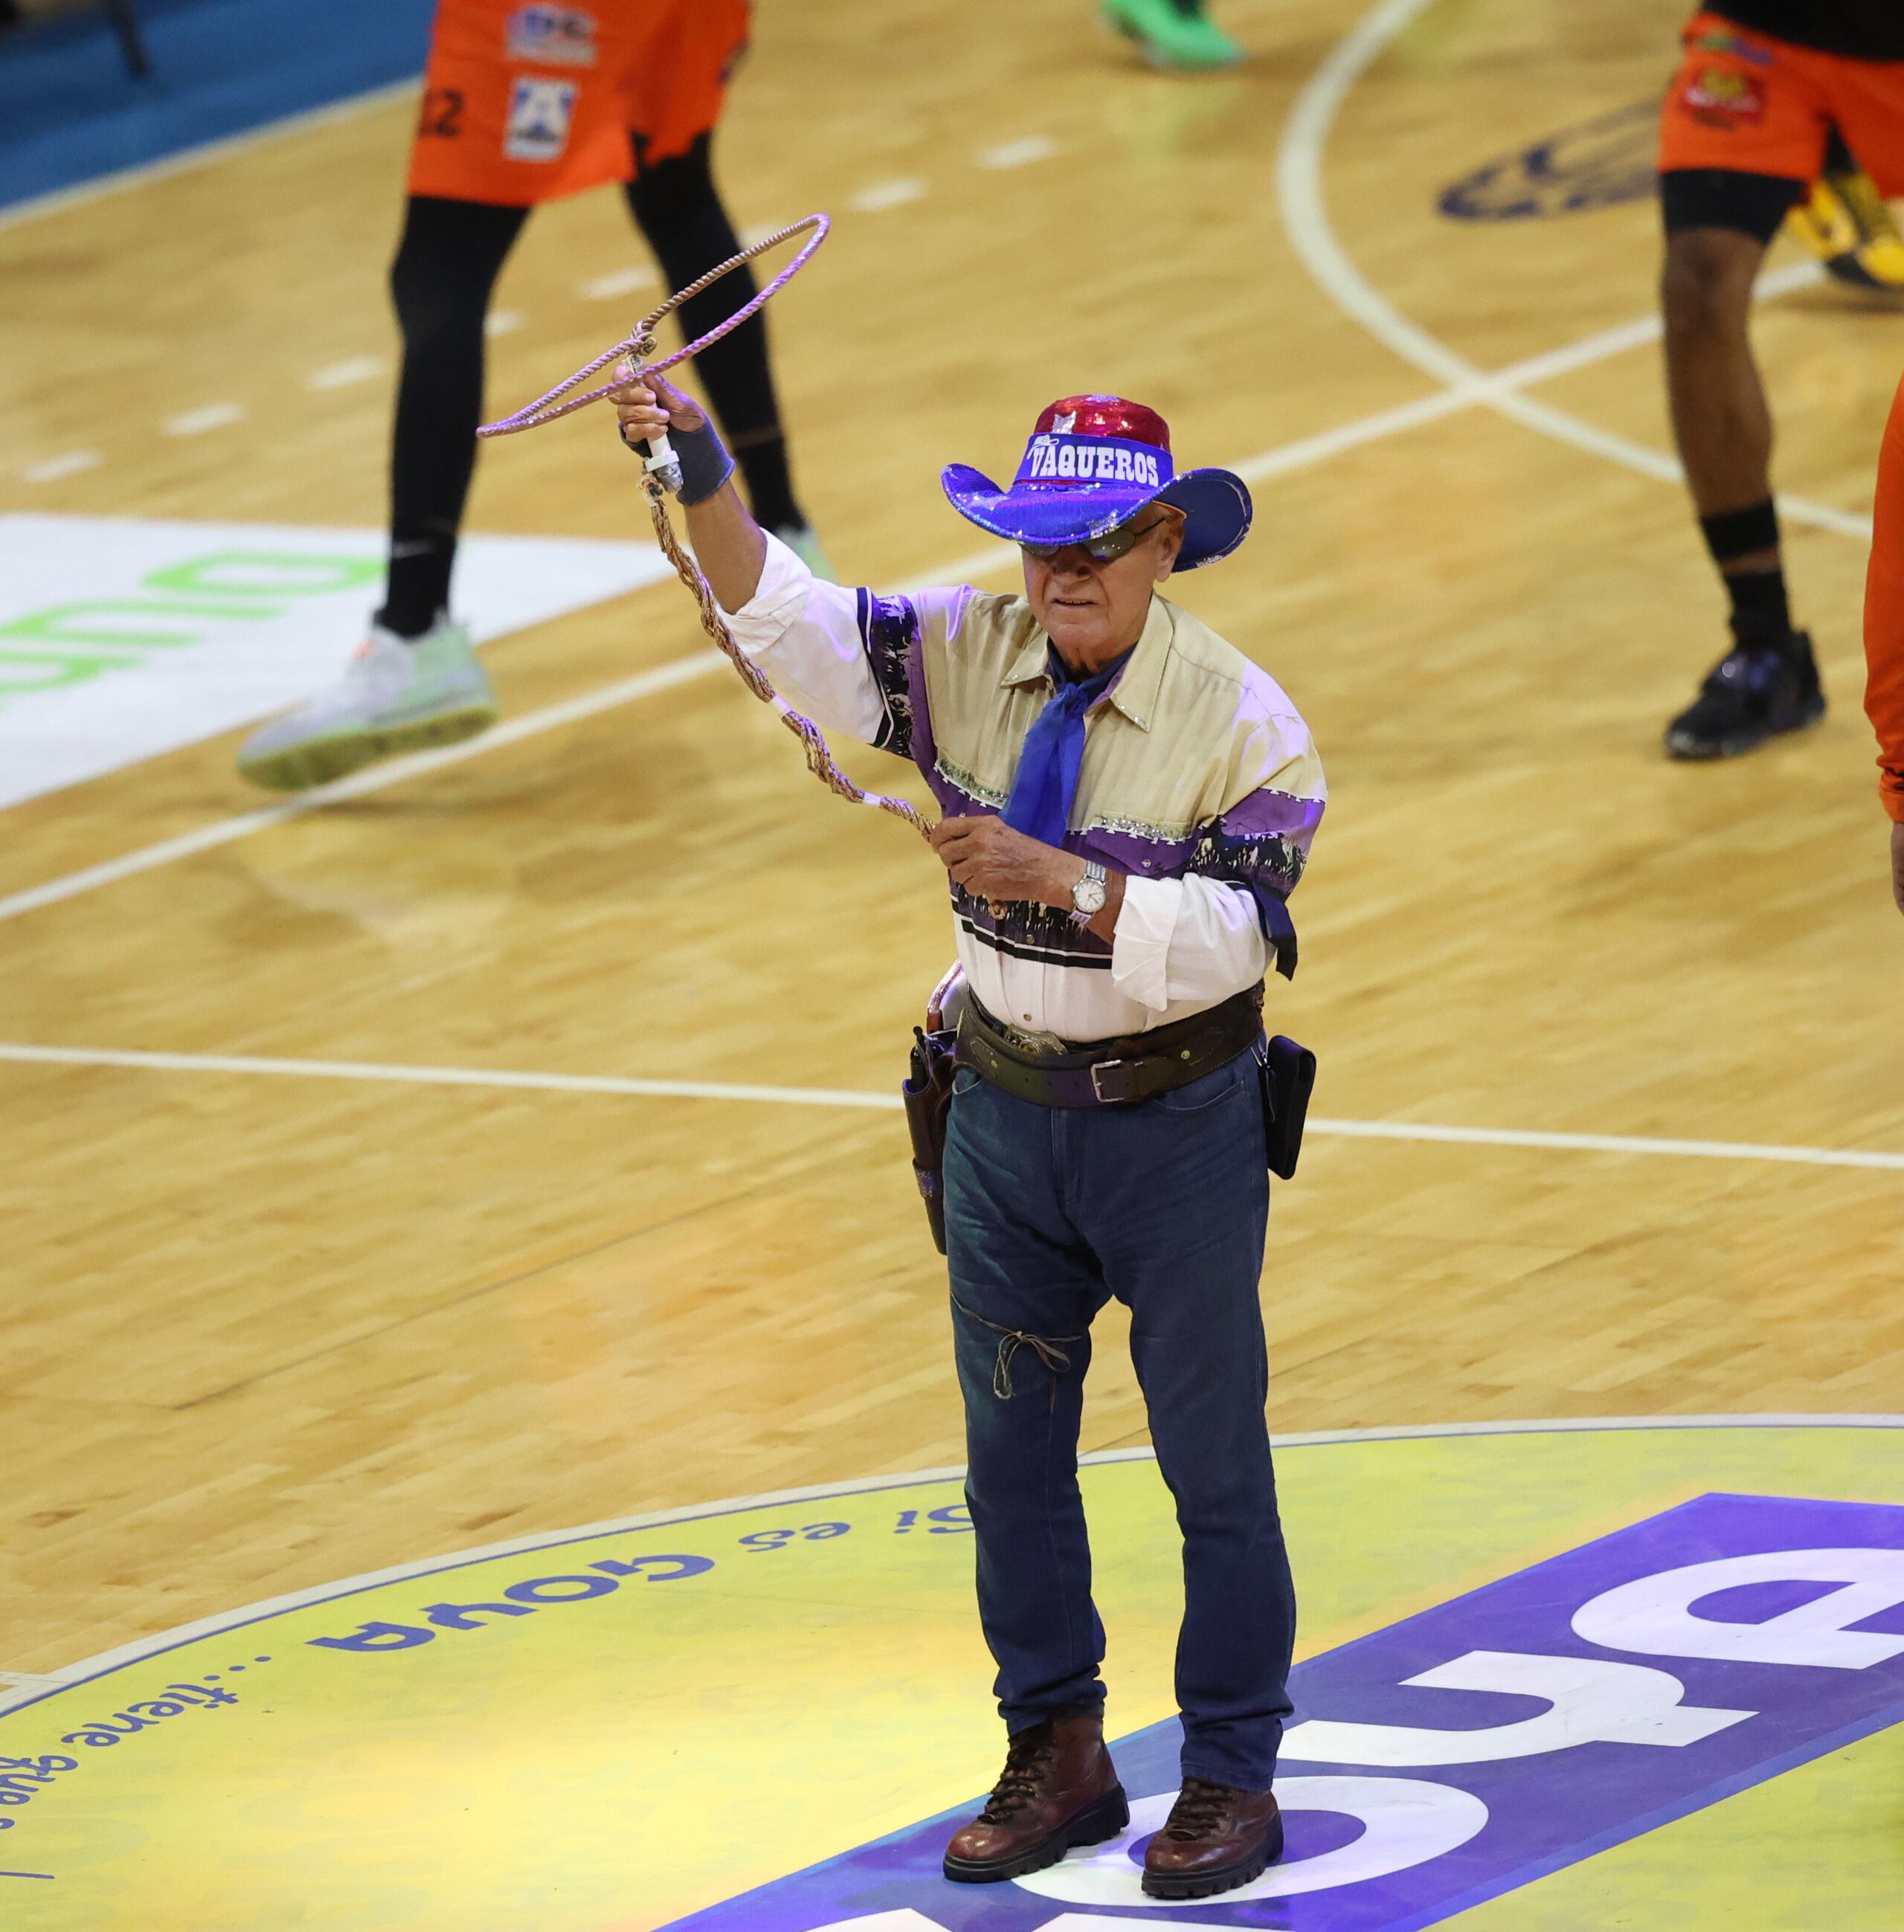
[1141, 1812, 1285, 1899]
[237, 703, 500, 793]
[1665, 692, 1825, 763]
[942, 1784, 1130, 1884]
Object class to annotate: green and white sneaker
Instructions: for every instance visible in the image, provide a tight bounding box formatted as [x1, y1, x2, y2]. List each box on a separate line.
[774, 522, 837, 582]
[236, 617, 499, 792]
[1101, 0, 1241, 69]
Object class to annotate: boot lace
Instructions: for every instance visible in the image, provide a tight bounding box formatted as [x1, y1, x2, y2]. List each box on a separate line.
[1161, 1776, 1238, 1841]
[978, 1727, 1058, 1823]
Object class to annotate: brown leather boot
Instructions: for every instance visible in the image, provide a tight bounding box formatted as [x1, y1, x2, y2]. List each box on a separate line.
[942, 1711, 1128, 1883]
[1141, 1777, 1283, 1899]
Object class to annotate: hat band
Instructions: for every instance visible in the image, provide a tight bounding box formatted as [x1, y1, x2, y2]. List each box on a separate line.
[1015, 434, 1173, 490]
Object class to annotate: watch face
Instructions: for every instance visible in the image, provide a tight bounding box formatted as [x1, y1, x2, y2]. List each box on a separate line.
[1073, 873, 1107, 914]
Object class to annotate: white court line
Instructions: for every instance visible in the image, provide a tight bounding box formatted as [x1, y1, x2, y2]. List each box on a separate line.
[3, 1413, 1896, 1719]
[307, 355, 386, 391]
[978, 136, 1058, 171]
[0, 1042, 899, 1113]
[1276, 0, 1874, 541]
[851, 178, 927, 213]
[4, 1040, 1902, 1171]
[21, 449, 102, 485]
[164, 401, 246, 437]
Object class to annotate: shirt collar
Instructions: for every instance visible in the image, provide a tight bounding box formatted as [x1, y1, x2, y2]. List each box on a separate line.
[999, 594, 1173, 732]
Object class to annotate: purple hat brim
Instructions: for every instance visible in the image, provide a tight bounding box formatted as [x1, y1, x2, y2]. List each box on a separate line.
[940, 463, 1252, 572]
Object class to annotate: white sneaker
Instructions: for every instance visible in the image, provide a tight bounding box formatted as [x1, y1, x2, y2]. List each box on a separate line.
[236, 618, 499, 792]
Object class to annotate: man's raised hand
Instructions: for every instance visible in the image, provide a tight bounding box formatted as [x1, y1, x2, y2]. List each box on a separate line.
[610, 364, 707, 451]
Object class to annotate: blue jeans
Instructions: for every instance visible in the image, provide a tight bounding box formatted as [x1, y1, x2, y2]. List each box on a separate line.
[943, 1043, 1296, 1791]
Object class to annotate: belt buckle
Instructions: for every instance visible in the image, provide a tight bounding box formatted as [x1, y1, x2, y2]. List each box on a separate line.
[1090, 1059, 1136, 1104]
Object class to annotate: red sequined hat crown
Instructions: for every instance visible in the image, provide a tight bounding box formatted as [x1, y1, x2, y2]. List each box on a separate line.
[940, 390, 1251, 571]
[1032, 394, 1172, 452]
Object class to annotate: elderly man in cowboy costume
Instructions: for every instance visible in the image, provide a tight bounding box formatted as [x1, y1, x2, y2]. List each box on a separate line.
[614, 375, 1326, 1902]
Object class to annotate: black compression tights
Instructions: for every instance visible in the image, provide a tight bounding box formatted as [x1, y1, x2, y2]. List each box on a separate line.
[379, 134, 800, 638]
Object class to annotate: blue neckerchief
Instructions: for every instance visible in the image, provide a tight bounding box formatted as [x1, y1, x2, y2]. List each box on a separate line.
[1000, 645, 1131, 847]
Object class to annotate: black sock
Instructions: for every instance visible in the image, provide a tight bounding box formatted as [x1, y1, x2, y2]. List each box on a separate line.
[1723, 566, 1794, 649]
[625, 133, 805, 533]
[376, 195, 529, 640]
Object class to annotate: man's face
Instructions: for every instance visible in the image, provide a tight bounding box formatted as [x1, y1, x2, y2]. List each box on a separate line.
[1020, 508, 1186, 670]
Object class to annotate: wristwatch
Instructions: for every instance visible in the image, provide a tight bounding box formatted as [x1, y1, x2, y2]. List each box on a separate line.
[1069, 860, 1108, 927]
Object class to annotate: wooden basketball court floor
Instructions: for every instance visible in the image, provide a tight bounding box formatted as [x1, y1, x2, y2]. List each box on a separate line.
[2, 0, 1903, 1903]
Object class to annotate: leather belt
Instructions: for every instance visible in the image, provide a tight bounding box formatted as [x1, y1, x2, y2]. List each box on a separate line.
[957, 987, 1264, 1109]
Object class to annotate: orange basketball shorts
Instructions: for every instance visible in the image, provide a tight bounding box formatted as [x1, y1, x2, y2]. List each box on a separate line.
[1659, 11, 1904, 196]
[408, 0, 752, 207]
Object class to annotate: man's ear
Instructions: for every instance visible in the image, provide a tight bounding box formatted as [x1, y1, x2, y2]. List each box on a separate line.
[1154, 507, 1186, 581]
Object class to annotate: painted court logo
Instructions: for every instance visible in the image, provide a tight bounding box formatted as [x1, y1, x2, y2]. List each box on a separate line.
[675, 1493, 1904, 1929]
[0, 514, 669, 808]
[2, 1434, 1900, 1928]
[1438, 101, 1658, 222]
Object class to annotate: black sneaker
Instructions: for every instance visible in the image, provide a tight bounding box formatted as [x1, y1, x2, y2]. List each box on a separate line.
[1664, 631, 1825, 761]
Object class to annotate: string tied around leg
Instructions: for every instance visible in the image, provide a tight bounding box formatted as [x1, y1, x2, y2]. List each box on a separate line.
[951, 1293, 1084, 1408]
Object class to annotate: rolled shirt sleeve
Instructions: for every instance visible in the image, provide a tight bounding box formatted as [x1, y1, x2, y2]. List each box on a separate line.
[1110, 676, 1327, 1014]
[1111, 872, 1270, 1013]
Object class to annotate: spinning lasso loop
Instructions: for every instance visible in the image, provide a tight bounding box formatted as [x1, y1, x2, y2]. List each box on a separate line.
[477, 213, 832, 436]
[478, 212, 933, 843]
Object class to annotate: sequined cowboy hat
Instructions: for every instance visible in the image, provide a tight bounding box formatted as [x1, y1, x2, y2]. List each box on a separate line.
[940, 393, 1252, 571]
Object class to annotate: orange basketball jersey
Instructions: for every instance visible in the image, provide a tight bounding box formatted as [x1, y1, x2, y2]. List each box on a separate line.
[1865, 368, 1904, 822]
[408, 0, 752, 207]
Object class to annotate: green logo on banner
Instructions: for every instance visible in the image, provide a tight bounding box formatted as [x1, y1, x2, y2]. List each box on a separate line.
[0, 551, 380, 703]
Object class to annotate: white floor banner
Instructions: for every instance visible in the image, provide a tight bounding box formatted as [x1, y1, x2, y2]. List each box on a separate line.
[0, 514, 675, 811]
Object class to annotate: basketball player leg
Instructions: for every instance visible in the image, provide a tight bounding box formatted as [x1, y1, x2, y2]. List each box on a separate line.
[1659, 181, 1824, 760]
[233, 0, 648, 791]
[624, 132, 829, 574]
[1100, 0, 1241, 71]
[237, 196, 518, 790]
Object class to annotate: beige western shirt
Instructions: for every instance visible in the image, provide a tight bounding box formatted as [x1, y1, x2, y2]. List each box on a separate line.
[725, 532, 1326, 1044]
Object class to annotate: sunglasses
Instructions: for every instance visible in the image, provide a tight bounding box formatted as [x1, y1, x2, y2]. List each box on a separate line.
[1019, 515, 1170, 565]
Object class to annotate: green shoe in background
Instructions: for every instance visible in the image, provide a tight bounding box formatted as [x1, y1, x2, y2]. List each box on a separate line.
[1101, 0, 1242, 71]
[775, 523, 838, 582]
